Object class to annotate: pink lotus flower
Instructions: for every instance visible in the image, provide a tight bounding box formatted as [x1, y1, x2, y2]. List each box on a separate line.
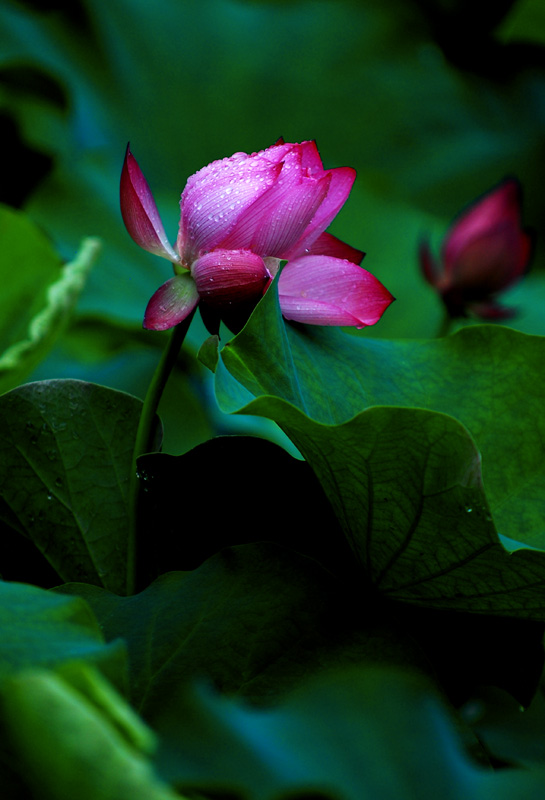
[419, 178, 532, 320]
[120, 141, 394, 332]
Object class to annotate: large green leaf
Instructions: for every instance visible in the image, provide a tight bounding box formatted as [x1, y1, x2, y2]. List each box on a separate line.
[0, 580, 125, 688]
[152, 666, 545, 800]
[28, 316, 290, 457]
[230, 404, 545, 617]
[0, 379, 160, 593]
[0, 667, 179, 800]
[133, 435, 545, 704]
[133, 423, 545, 618]
[30, 316, 218, 456]
[56, 542, 427, 714]
[215, 283, 545, 551]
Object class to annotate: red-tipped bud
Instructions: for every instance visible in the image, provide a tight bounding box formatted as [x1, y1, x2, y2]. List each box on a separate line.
[191, 249, 269, 308]
[420, 178, 532, 319]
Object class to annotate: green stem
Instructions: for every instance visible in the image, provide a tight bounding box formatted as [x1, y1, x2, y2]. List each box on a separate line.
[126, 311, 195, 595]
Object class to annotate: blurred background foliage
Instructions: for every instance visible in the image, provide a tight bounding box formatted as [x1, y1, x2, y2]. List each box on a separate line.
[1, 0, 544, 453]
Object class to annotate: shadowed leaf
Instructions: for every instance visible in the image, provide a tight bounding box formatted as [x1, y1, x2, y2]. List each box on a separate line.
[217, 282, 545, 551]
[152, 666, 545, 800]
[0, 379, 160, 593]
[56, 543, 427, 712]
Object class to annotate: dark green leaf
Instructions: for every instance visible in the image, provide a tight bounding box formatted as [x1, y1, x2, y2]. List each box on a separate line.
[153, 666, 545, 800]
[210, 397, 545, 618]
[56, 543, 427, 713]
[136, 434, 545, 704]
[135, 436, 353, 575]
[217, 285, 545, 551]
[0, 580, 125, 688]
[0, 379, 160, 593]
[31, 316, 216, 457]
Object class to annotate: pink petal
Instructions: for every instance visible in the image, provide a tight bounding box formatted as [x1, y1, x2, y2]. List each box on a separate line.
[284, 166, 357, 259]
[306, 231, 364, 264]
[192, 248, 268, 307]
[278, 255, 394, 328]
[120, 145, 178, 262]
[256, 140, 299, 164]
[443, 179, 523, 273]
[177, 153, 283, 262]
[242, 141, 356, 260]
[143, 273, 200, 330]
[219, 146, 333, 256]
[299, 140, 324, 174]
[251, 175, 334, 256]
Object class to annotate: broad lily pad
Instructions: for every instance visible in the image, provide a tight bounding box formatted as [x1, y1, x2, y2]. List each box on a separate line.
[0, 580, 125, 688]
[56, 542, 427, 713]
[152, 665, 545, 800]
[216, 281, 545, 551]
[263, 404, 545, 618]
[134, 434, 545, 703]
[0, 379, 160, 593]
